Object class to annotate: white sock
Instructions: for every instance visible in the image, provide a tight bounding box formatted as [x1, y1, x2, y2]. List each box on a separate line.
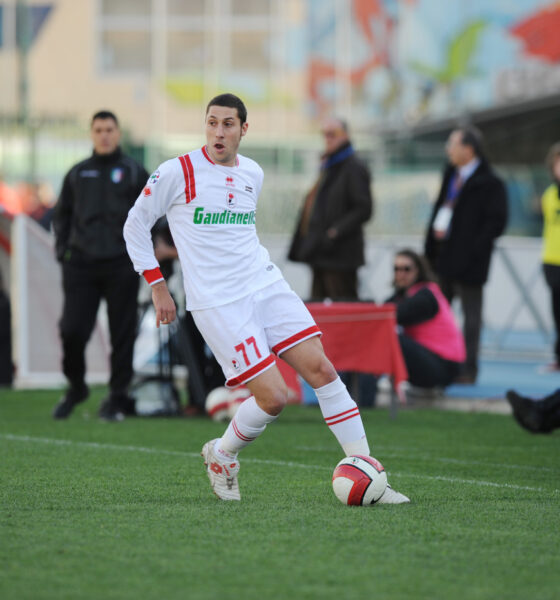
[215, 396, 277, 459]
[314, 377, 370, 457]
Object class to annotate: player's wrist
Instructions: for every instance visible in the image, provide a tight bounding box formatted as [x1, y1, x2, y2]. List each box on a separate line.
[143, 267, 164, 286]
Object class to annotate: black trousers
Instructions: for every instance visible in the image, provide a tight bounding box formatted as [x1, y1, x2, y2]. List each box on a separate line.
[311, 267, 358, 301]
[543, 263, 560, 363]
[439, 278, 482, 378]
[177, 311, 224, 409]
[0, 290, 13, 385]
[59, 255, 139, 394]
[399, 334, 461, 388]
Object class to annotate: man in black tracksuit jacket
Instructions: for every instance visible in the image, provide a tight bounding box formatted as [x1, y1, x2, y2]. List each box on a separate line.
[52, 110, 149, 420]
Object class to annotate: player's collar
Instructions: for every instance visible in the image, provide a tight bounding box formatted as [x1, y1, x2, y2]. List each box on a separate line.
[202, 146, 239, 167]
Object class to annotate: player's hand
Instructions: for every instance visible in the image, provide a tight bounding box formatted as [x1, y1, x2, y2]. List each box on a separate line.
[151, 281, 177, 328]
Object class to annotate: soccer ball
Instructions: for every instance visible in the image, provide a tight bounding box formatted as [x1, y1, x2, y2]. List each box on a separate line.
[205, 387, 233, 422]
[332, 455, 388, 505]
[227, 387, 251, 419]
[205, 386, 251, 422]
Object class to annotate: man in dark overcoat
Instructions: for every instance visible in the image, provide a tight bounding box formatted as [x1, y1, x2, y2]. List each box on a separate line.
[425, 126, 508, 383]
[289, 117, 373, 300]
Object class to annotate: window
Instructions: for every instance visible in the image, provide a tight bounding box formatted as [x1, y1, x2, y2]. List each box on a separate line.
[101, 31, 151, 72]
[167, 32, 209, 71]
[101, 0, 150, 17]
[231, 31, 270, 70]
[168, 0, 205, 17]
[231, 0, 271, 16]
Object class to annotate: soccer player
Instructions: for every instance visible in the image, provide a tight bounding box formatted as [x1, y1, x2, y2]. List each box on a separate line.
[124, 93, 409, 504]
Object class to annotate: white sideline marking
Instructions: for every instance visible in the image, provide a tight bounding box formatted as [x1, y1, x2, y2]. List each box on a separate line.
[397, 472, 559, 494]
[1, 434, 558, 494]
[0, 434, 324, 470]
[296, 445, 560, 474]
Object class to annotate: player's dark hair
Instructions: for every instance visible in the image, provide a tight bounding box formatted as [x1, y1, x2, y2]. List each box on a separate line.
[337, 118, 349, 135]
[393, 248, 433, 286]
[545, 142, 560, 174]
[206, 93, 247, 125]
[457, 125, 485, 161]
[91, 110, 119, 127]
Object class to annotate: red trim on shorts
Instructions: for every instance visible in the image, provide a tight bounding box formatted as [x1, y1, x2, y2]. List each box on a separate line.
[178, 154, 196, 203]
[226, 354, 275, 388]
[143, 267, 164, 285]
[272, 325, 321, 356]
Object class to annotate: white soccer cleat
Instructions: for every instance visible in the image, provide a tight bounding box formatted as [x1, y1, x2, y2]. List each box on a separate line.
[201, 439, 241, 501]
[376, 484, 410, 505]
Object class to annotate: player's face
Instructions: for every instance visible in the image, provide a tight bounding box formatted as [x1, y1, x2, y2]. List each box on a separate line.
[321, 119, 348, 155]
[205, 106, 248, 167]
[446, 130, 472, 167]
[553, 157, 560, 181]
[91, 118, 120, 155]
[393, 257, 418, 291]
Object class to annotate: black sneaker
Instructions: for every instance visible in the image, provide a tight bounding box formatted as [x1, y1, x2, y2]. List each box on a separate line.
[119, 393, 137, 416]
[52, 384, 89, 419]
[98, 396, 125, 422]
[506, 390, 552, 434]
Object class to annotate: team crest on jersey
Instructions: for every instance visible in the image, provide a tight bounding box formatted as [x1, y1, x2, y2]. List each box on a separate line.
[232, 358, 241, 371]
[111, 168, 123, 183]
[226, 192, 236, 208]
[149, 170, 160, 184]
[225, 176, 235, 188]
[143, 186, 152, 197]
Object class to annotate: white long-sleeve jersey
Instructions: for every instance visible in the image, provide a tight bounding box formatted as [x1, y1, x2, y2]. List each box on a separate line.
[124, 146, 283, 310]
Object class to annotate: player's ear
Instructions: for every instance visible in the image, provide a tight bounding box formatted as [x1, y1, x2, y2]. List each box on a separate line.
[241, 122, 248, 138]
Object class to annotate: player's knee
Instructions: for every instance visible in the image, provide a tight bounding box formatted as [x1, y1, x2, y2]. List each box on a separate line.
[307, 356, 338, 388]
[256, 384, 289, 416]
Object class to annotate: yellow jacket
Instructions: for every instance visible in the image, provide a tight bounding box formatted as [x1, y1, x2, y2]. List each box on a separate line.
[542, 183, 560, 265]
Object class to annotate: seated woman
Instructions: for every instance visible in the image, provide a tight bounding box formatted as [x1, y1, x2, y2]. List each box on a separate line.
[385, 249, 466, 388]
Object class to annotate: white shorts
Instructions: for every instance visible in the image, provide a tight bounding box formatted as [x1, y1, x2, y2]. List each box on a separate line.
[191, 279, 321, 388]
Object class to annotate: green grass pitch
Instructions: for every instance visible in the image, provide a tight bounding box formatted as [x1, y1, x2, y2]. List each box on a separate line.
[1, 388, 559, 600]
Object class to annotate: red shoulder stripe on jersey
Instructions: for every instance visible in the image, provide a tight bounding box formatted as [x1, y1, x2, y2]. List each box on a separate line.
[178, 154, 196, 203]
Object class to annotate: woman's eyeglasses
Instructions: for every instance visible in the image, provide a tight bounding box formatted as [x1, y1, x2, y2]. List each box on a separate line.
[394, 265, 413, 272]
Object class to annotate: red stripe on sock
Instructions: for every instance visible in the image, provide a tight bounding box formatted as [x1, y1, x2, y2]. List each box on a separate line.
[325, 409, 361, 426]
[232, 419, 255, 442]
[324, 407, 360, 423]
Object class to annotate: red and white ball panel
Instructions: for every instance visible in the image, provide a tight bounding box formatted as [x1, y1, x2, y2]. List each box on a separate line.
[205, 387, 232, 422]
[205, 386, 251, 422]
[332, 455, 388, 505]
